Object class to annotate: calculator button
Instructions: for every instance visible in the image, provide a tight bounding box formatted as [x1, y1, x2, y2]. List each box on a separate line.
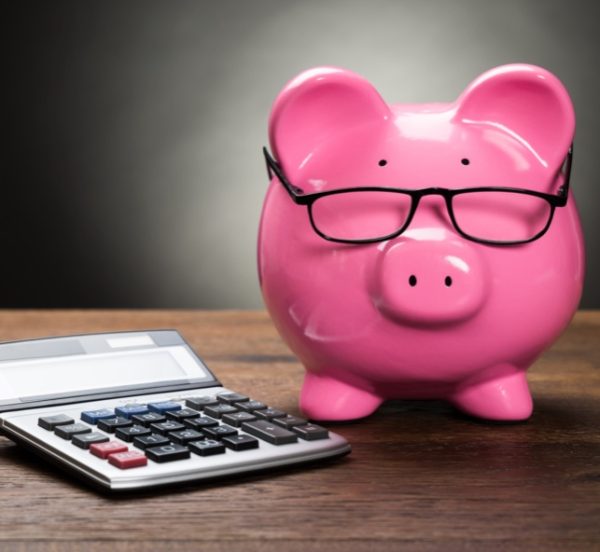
[131, 412, 166, 427]
[72, 432, 110, 449]
[133, 434, 170, 450]
[201, 424, 238, 439]
[189, 439, 226, 456]
[222, 434, 259, 451]
[80, 409, 115, 424]
[150, 421, 186, 436]
[217, 392, 249, 405]
[241, 420, 298, 445]
[292, 423, 329, 441]
[185, 396, 219, 411]
[55, 423, 92, 440]
[114, 404, 149, 418]
[169, 429, 205, 445]
[235, 400, 267, 412]
[38, 414, 74, 430]
[166, 408, 200, 421]
[184, 416, 219, 430]
[272, 415, 308, 429]
[97, 416, 133, 433]
[115, 425, 152, 442]
[203, 404, 238, 418]
[254, 408, 287, 420]
[222, 411, 257, 427]
[147, 401, 182, 414]
[145, 444, 190, 463]
[108, 450, 148, 469]
[90, 440, 129, 459]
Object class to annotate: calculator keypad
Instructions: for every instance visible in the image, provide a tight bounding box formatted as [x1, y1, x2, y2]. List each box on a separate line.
[36, 392, 336, 471]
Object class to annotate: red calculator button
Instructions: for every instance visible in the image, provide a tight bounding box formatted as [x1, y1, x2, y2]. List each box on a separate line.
[90, 440, 129, 459]
[108, 450, 148, 469]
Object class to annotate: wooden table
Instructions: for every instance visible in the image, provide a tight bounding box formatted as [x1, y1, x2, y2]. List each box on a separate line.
[0, 310, 598, 551]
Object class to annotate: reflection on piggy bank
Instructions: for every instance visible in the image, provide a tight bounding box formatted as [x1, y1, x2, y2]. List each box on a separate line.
[258, 65, 584, 422]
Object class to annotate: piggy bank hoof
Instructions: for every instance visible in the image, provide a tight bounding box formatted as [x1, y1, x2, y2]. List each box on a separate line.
[300, 372, 383, 421]
[451, 370, 533, 421]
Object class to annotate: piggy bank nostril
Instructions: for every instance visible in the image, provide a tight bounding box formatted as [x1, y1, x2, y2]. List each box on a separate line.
[445, 276, 453, 287]
[408, 275, 417, 287]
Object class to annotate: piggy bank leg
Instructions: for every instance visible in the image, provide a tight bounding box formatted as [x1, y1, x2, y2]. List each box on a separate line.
[300, 372, 383, 421]
[451, 369, 533, 421]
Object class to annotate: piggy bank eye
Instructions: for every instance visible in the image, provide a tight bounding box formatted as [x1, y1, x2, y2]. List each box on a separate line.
[378, 159, 387, 167]
[461, 158, 470, 166]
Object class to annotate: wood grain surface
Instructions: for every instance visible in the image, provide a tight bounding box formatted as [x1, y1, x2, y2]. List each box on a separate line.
[0, 310, 598, 552]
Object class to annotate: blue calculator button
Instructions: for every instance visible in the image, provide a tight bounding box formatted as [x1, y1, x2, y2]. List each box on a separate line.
[80, 409, 115, 424]
[115, 404, 149, 418]
[148, 401, 182, 413]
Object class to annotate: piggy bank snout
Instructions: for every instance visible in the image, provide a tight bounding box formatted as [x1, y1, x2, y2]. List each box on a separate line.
[373, 239, 488, 326]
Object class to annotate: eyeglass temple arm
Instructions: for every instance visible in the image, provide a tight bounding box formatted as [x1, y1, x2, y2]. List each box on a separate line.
[263, 147, 305, 199]
[557, 143, 573, 204]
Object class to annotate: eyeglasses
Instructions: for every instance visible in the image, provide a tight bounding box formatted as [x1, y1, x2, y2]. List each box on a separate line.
[263, 145, 573, 246]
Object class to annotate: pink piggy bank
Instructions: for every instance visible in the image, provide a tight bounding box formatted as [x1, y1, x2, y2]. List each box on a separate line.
[258, 64, 584, 422]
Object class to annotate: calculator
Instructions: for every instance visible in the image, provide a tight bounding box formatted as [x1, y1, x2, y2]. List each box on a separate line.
[0, 330, 350, 491]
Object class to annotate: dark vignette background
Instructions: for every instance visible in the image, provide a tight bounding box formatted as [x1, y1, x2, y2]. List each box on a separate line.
[4, 0, 600, 308]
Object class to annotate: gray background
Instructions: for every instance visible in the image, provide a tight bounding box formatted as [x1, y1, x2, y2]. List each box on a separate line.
[5, 0, 599, 308]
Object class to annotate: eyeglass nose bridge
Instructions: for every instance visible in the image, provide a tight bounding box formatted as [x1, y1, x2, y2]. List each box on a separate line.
[402, 188, 457, 233]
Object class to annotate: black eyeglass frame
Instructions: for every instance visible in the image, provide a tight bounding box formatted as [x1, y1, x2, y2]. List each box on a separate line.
[262, 145, 573, 246]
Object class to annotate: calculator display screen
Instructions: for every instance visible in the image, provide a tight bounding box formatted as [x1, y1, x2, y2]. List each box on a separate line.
[0, 344, 211, 404]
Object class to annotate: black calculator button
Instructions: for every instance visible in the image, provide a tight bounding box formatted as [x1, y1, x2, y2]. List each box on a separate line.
[133, 434, 170, 450]
[184, 416, 219, 430]
[235, 400, 267, 412]
[221, 411, 257, 427]
[131, 412, 166, 427]
[185, 396, 219, 411]
[254, 408, 287, 420]
[55, 423, 92, 440]
[189, 439, 226, 456]
[169, 429, 205, 445]
[222, 434, 259, 451]
[72, 432, 110, 449]
[241, 420, 298, 445]
[97, 416, 133, 433]
[115, 425, 152, 442]
[201, 424, 238, 439]
[272, 415, 308, 429]
[203, 404, 238, 418]
[292, 423, 329, 440]
[166, 408, 200, 421]
[217, 392, 249, 404]
[38, 414, 74, 430]
[150, 421, 186, 436]
[145, 443, 190, 463]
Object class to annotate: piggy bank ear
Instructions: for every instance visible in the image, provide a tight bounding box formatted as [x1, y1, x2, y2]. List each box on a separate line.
[269, 67, 391, 171]
[454, 64, 575, 169]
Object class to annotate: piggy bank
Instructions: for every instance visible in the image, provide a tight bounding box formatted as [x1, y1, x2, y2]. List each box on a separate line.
[258, 64, 584, 422]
